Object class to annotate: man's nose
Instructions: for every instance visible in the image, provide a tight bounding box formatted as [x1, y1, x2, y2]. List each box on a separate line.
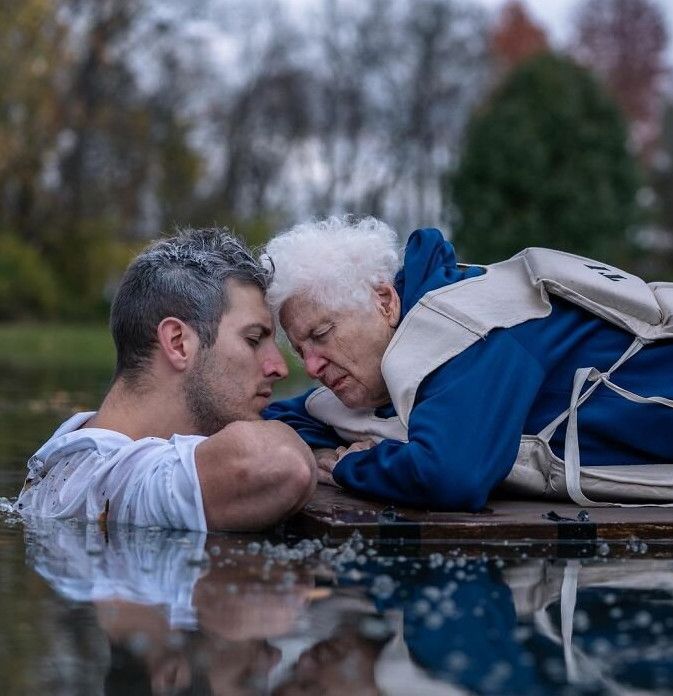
[304, 348, 328, 379]
[263, 344, 289, 380]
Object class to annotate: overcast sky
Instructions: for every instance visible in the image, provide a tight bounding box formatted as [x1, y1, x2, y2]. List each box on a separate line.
[476, 0, 673, 66]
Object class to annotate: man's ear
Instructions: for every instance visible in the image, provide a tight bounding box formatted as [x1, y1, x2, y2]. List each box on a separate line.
[373, 283, 401, 329]
[156, 318, 200, 372]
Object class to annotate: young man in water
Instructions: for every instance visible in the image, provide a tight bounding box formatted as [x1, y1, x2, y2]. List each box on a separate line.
[15, 228, 315, 531]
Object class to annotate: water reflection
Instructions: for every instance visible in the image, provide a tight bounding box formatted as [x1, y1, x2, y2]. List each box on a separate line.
[17, 517, 673, 695]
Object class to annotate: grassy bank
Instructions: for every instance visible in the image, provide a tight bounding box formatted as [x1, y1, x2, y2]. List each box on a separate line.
[1, 322, 308, 390]
[2, 323, 114, 372]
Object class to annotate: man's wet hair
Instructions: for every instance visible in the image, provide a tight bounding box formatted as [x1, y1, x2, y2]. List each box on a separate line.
[110, 227, 269, 381]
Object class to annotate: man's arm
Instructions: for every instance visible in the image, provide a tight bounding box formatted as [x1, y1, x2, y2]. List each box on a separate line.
[330, 331, 545, 511]
[195, 420, 316, 531]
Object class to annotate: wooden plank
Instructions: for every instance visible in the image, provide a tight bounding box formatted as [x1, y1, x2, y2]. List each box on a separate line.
[288, 487, 673, 554]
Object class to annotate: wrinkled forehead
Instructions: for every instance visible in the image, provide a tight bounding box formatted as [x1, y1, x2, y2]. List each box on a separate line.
[278, 294, 333, 339]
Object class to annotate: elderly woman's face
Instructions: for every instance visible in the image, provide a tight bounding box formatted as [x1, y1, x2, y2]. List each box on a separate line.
[280, 285, 400, 409]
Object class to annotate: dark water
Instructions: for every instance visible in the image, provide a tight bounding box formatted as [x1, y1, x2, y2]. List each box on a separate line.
[1, 366, 673, 695]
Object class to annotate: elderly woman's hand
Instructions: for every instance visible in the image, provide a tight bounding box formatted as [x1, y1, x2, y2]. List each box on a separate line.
[313, 448, 340, 487]
[312, 441, 375, 487]
[336, 439, 376, 461]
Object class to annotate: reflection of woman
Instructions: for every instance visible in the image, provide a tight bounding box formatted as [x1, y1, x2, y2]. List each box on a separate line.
[273, 611, 391, 696]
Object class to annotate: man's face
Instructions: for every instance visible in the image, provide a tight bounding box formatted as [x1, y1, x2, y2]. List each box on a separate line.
[185, 281, 288, 435]
[280, 290, 398, 410]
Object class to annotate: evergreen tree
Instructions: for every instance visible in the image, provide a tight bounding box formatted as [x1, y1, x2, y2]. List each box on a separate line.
[448, 53, 642, 266]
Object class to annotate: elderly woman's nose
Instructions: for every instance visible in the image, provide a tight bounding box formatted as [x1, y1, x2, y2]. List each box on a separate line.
[304, 349, 328, 378]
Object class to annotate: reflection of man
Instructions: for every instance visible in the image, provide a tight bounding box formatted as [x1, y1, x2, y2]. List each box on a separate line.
[16, 228, 315, 531]
[25, 517, 312, 695]
[263, 216, 673, 510]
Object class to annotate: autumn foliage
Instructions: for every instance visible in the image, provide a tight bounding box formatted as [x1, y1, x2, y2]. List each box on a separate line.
[572, 0, 668, 153]
[490, 1, 549, 71]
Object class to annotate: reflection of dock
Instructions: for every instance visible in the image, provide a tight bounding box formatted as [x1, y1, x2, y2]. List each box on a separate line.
[291, 486, 673, 555]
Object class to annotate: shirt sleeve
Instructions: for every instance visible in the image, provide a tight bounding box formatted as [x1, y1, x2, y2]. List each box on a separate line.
[332, 330, 545, 511]
[263, 388, 346, 449]
[112, 435, 208, 532]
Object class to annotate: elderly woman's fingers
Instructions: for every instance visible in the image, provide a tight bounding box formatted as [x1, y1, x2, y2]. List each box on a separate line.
[336, 439, 377, 462]
[317, 468, 340, 487]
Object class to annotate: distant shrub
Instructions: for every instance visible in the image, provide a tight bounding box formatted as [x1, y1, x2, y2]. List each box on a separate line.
[448, 53, 642, 266]
[0, 233, 61, 320]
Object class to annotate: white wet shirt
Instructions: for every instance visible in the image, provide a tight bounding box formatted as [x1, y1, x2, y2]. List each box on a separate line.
[26, 518, 207, 629]
[15, 412, 208, 531]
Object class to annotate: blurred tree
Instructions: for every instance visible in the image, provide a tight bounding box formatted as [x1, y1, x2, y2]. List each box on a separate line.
[0, 0, 201, 316]
[449, 54, 642, 266]
[0, 233, 60, 320]
[0, 0, 69, 240]
[490, 0, 549, 72]
[646, 102, 673, 274]
[572, 0, 668, 155]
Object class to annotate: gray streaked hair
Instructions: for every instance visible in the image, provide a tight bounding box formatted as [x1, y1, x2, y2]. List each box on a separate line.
[110, 227, 268, 380]
[263, 216, 401, 315]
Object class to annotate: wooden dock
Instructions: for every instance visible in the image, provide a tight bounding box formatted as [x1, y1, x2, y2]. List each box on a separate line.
[288, 486, 673, 555]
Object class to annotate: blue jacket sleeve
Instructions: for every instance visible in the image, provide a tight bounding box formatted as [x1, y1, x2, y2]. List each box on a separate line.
[332, 330, 546, 511]
[262, 388, 346, 449]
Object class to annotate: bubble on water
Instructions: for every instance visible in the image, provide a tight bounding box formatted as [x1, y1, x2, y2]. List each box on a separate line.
[591, 638, 612, 656]
[246, 542, 261, 555]
[514, 626, 532, 642]
[439, 599, 456, 617]
[634, 610, 652, 628]
[413, 599, 431, 616]
[428, 552, 444, 568]
[446, 651, 469, 671]
[597, 542, 610, 557]
[343, 568, 363, 582]
[424, 612, 444, 630]
[422, 586, 442, 602]
[495, 558, 505, 568]
[370, 574, 396, 600]
[187, 553, 210, 568]
[319, 548, 338, 562]
[280, 571, 297, 587]
[603, 592, 617, 605]
[127, 631, 150, 655]
[573, 610, 590, 632]
[209, 545, 221, 557]
[358, 616, 391, 641]
[480, 661, 513, 691]
[609, 607, 623, 619]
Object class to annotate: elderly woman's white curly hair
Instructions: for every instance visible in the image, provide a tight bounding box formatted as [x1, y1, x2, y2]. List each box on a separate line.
[263, 216, 401, 315]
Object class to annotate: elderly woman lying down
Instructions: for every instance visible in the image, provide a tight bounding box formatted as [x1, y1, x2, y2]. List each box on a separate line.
[262, 216, 673, 510]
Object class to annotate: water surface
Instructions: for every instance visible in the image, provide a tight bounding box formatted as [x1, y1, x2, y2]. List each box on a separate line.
[1, 334, 672, 695]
